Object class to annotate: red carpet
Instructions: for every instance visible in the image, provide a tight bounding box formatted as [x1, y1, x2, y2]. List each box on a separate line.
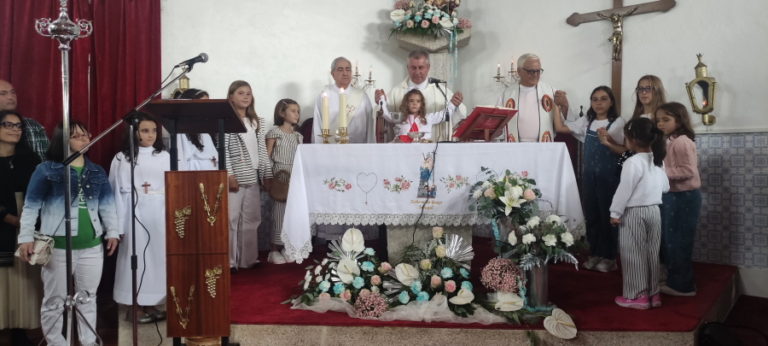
[231, 238, 736, 332]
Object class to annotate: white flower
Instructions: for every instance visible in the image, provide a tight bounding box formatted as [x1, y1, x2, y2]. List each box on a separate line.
[439, 16, 454, 28]
[341, 228, 365, 253]
[371, 286, 380, 294]
[546, 214, 562, 225]
[337, 258, 360, 284]
[499, 186, 526, 216]
[481, 181, 491, 188]
[507, 231, 518, 245]
[315, 276, 323, 283]
[321, 258, 328, 266]
[494, 292, 524, 312]
[304, 270, 311, 281]
[448, 288, 475, 305]
[395, 263, 420, 286]
[560, 232, 574, 247]
[390, 9, 406, 23]
[522, 233, 536, 245]
[472, 188, 483, 199]
[526, 216, 541, 229]
[543, 234, 557, 247]
[303, 279, 310, 290]
[314, 265, 322, 275]
[435, 245, 447, 258]
[432, 226, 444, 239]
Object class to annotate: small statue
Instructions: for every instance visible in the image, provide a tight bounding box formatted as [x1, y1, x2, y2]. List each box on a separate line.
[598, 7, 637, 62]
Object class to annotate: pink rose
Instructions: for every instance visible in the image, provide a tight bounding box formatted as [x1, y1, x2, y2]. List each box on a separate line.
[456, 175, 462, 180]
[359, 288, 371, 298]
[421, 20, 430, 28]
[432, 15, 440, 24]
[521, 171, 528, 177]
[379, 262, 392, 274]
[430, 275, 442, 288]
[345, 183, 352, 190]
[319, 292, 331, 301]
[328, 183, 335, 189]
[371, 275, 382, 286]
[483, 188, 496, 198]
[406, 20, 415, 28]
[445, 280, 457, 293]
[340, 289, 352, 301]
[523, 189, 536, 201]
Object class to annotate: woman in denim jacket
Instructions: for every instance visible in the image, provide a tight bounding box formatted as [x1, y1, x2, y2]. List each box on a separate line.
[17, 120, 119, 346]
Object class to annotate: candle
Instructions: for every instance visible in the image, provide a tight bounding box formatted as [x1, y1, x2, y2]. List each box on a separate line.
[321, 92, 330, 130]
[496, 63, 501, 75]
[510, 59, 515, 73]
[338, 88, 347, 128]
[368, 68, 373, 81]
[355, 61, 359, 75]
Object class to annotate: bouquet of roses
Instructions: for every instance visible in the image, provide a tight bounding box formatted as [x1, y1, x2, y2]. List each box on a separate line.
[389, 0, 471, 38]
[383, 227, 476, 317]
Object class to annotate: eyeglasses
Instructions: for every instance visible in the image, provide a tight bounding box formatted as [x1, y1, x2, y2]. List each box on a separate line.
[0, 121, 22, 130]
[521, 68, 544, 76]
[636, 86, 654, 94]
[70, 133, 92, 140]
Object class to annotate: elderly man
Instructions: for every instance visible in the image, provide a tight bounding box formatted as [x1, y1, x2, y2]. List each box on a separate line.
[375, 50, 467, 142]
[312, 57, 374, 143]
[0, 79, 49, 160]
[497, 54, 575, 142]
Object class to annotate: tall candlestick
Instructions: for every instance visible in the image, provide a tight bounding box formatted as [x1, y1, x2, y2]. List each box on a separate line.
[321, 92, 330, 130]
[355, 61, 359, 76]
[510, 59, 515, 73]
[496, 63, 501, 75]
[368, 68, 372, 81]
[338, 88, 347, 128]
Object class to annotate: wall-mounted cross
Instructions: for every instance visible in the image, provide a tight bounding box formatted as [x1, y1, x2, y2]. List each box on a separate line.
[566, 0, 676, 110]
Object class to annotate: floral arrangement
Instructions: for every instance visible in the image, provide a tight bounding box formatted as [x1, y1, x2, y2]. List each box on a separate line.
[389, 0, 471, 38]
[383, 227, 477, 317]
[469, 167, 541, 226]
[294, 228, 389, 318]
[498, 214, 578, 271]
[478, 257, 530, 323]
[383, 176, 413, 193]
[440, 174, 470, 193]
[323, 177, 352, 192]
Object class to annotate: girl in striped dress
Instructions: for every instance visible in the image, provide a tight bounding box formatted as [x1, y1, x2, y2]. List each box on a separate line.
[265, 99, 302, 264]
[609, 118, 669, 309]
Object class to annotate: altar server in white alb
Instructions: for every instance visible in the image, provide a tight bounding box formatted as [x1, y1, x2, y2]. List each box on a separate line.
[173, 88, 219, 170]
[497, 53, 575, 142]
[109, 112, 170, 323]
[609, 118, 669, 310]
[312, 57, 375, 143]
[375, 50, 467, 142]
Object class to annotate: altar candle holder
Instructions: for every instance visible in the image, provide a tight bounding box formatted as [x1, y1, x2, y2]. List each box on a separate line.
[320, 128, 333, 144]
[337, 127, 350, 144]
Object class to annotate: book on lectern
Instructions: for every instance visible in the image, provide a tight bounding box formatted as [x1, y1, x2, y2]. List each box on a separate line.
[452, 106, 517, 142]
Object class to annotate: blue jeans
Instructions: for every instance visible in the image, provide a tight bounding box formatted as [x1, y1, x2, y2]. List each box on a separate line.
[660, 189, 701, 293]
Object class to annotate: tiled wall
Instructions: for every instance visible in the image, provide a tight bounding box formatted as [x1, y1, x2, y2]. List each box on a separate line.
[695, 132, 768, 268]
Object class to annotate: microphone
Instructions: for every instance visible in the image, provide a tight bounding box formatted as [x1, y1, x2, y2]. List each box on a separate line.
[175, 53, 209, 70]
[428, 77, 447, 84]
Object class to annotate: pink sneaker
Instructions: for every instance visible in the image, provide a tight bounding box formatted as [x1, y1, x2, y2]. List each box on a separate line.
[615, 294, 650, 310]
[651, 293, 662, 308]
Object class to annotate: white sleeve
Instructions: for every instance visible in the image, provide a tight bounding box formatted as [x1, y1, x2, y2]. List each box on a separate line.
[108, 154, 128, 235]
[608, 117, 626, 145]
[362, 94, 375, 143]
[610, 159, 641, 219]
[565, 116, 588, 143]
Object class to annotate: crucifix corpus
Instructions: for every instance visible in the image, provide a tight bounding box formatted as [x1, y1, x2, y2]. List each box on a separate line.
[566, 0, 676, 109]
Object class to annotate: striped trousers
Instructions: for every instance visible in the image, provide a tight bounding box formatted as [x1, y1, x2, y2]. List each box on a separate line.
[619, 205, 661, 299]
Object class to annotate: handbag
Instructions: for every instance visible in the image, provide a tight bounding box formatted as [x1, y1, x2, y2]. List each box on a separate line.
[269, 170, 291, 202]
[15, 233, 54, 265]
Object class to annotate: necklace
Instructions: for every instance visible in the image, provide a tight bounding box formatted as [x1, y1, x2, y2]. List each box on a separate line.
[199, 182, 224, 226]
[170, 285, 195, 329]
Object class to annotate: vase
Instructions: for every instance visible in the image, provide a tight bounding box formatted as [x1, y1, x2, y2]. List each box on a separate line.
[526, 264, 549, 308]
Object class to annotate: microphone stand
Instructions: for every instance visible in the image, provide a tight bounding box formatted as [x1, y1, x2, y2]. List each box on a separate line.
[432, 81, 453, 142]
[63, 66, 192, 346]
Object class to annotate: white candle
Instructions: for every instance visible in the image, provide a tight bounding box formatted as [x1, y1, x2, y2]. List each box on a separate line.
[368, 68, 372, 81]
[510, 59, 515, 73]
[338, 88, 347, 128]
[355, 61, 359, 75]
[496, 63, 501, 75]
[321, 92, 330, 130]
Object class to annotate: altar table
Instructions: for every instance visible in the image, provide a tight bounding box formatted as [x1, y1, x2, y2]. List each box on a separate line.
[281, 143, 584, 262]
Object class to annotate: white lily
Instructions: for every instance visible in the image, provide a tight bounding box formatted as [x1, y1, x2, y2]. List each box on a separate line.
[494, 292, 524, 312]
[448, 288, 475, 305]
[341, 228, 365, 253]
[499, 186, 526, 216]
[395, 263, 420, 286]
[337, 258, 360, 284]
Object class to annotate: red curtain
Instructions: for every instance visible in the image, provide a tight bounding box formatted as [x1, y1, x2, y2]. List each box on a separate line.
[0, 0, 161, 166]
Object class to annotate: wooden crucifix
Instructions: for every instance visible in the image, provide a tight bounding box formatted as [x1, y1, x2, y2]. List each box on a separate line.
[566, 0, 676, 110]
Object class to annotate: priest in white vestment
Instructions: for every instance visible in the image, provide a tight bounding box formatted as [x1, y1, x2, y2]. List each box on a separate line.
[497, 53, 576, 142]
[312, 57, 374, 143]
[375, 50, 468, 142]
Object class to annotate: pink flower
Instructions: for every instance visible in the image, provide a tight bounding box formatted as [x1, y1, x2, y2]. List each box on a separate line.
[354, 292, 388, 318]
[421, 20, 430, 28]
[457, 18, 472, 29]
[481, 258, 522, 293]
[523, 189, 536, 201]
[340, 289, 352, 301]
[432, 15, 440, 24]
[430, 275, 442, 288]
[371, 275, 382, 286]
[483, 188, 496, 198]
[456, 175, 462, 180]
[521, 171, 528, 177]
[445, 280, 457, 293]
[402, 181, 411, 189]
[359, 288, 371, 298]
[345, 183, 352, 190]
[318, 292, 331, 301]
[379, 262, 392, 274]
[394, 0, 409, 10]
[406, 20, 415, 28]
[328, 183, 335, 189]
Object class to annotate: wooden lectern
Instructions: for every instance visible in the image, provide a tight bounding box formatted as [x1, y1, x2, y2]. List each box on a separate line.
[452, 106, 517, 142]
[146, 100, 245, 344]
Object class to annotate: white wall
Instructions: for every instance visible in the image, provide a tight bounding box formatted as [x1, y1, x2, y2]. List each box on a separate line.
[162, 0, 768, 132]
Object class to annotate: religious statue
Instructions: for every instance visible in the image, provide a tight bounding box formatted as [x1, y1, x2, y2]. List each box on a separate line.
[598, 7, 637, 62]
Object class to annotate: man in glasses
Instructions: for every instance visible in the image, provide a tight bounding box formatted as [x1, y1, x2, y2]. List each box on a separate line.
[498, 54, 574, 143]
[0, 79, 49, 161]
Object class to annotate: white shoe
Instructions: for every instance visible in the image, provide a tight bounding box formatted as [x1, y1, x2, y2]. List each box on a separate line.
[595, 259, 617, 272]
[583, 256, 601, 270]
[267, 250, 286, 264]
[280, 248, 293, 263]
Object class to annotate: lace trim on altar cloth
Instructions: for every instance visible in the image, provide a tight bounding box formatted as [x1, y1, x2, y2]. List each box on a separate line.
[311, 213, 487, 227]
[283, 238, 313, 264]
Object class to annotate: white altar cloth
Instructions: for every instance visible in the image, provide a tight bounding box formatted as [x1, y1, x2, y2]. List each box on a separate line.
[282, 143, 584, 262]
